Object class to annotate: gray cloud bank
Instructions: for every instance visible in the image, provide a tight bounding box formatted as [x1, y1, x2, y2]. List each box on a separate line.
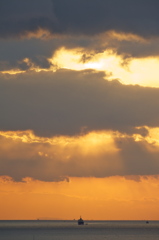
[0, 38, 58, 71]
[1, 35, 159, 72]
[1, 0, 159, 39]
[2, 0, 159, 71]
[0, 69, 159, 137]
[1, 1, 159, 183]
[0, 133, 159, 182]
[52, 0, 159, 37]
[0, 0, 56, 38]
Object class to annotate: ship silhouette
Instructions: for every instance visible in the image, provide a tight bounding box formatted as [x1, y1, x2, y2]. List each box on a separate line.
[78, 216, 84, 225]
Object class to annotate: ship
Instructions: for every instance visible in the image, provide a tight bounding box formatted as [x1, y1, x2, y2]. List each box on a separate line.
[78, 216, 84, 225]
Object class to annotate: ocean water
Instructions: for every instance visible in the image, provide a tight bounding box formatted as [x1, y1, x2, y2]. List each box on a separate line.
[0, 220, 159, 240]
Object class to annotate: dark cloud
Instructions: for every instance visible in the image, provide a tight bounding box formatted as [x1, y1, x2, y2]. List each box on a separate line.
[1, 0, 159, 69]
[1, 0, 159, 39]
[1, 0, 159, 184]
[0, 69, 159, 137]
[0, 133, 159, 182]
[115, 137, 159, 176]
[2, 32, 159, 72]
[0, 0, 57, 38]
[113, 38, 159, 59]
[2, 35, 159, 72]
[52, 0, 159, 38]
[0, 37, 60, 71]
[0, 135, 68, 182]
[0, 35, 95, 72]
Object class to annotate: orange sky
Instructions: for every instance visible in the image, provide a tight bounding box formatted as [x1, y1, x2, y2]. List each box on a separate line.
[0, 130, 159, 220]
[1, 176, 159, 220]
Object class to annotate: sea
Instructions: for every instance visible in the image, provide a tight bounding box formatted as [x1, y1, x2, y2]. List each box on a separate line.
[0, 220, 159, 240]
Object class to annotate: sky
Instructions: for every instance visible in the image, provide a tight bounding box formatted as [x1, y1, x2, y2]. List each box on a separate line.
[1, 0, 159, 220]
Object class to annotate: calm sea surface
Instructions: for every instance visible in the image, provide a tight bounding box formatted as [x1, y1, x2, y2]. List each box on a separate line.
[0, 220, 159, 240]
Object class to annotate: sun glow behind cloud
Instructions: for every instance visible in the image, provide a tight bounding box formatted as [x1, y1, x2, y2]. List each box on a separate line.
[0, 128, 159, 177]
[1, 0, 159, 221]
[1, 98, 159, 219]
[50, 48, 159, 87]
[3, 45, 159, 88]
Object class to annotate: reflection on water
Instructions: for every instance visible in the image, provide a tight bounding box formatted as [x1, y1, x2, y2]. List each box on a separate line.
[0, 220, 159, 228]
[0, 220, 159, 240]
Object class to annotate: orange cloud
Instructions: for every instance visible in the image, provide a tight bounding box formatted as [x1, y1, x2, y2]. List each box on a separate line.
[1, 129, 159, 181]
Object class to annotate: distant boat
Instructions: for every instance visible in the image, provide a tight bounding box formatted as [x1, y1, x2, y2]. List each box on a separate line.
[78, 216, 84, 225]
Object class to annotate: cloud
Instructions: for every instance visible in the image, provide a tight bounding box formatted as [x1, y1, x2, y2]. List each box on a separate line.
[0, 69, 159, 137]
[1, 0, 159, 69]
[1, 35, 159, 72]
[0, 36, 65, 71]
[0, 0, 56, 39]
[53, 0, 159, 37]
[113, 37, 159, 59]
[0, 131, 159, 182]
[1, 0, 159, 39]
[115, 136, 159, 176]
[0, 35, 96, 72]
